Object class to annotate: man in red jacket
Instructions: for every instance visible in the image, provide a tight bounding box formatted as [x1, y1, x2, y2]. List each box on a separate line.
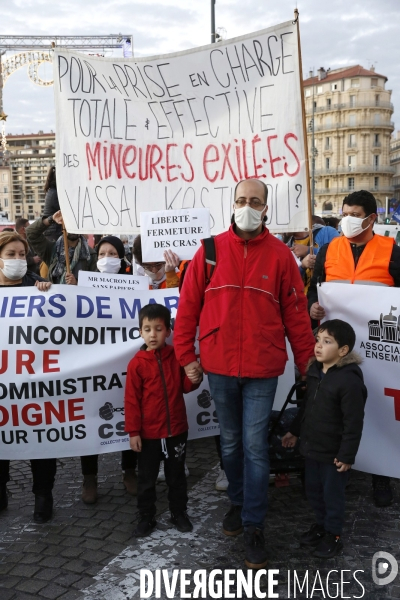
[174, 178, 315, 569]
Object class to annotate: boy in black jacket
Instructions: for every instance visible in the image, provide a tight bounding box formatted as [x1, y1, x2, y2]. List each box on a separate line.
[282, 319, 367, 558]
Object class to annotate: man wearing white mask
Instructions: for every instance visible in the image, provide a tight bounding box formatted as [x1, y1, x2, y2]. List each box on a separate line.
[174, 178, 315, 569]
[308, 189, 400, 508]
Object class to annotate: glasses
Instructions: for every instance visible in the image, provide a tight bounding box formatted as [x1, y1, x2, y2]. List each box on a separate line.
[234, 199, 266, 209]
[142, 262, 165, 271]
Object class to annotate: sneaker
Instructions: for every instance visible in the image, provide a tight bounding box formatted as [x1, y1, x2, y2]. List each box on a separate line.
[133, 515, 157, 537]
[33, 493, 53, 524]
[215, 469, 228, 492]
[0, 484, 8, 512]
[313, 533, 343, 558]
[82, 474, 98, 504]
[244, 526, 268, 569]
[222, 504, 243, 536]
[184, 463, 190, 478]
[300, 523, 325, 547]
[123, 468, 137, 496]
[157, 462, 166, 482]
[372, 475, 393, 507]
[171, 511, 193, 532]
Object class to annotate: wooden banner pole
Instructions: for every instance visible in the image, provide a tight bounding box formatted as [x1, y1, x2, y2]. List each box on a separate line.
[62, 226, 71, 274]
[294, 8, 314, 253]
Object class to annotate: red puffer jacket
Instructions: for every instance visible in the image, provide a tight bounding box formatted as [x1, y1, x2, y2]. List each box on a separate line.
[124, 343, 199, 439]
[174, 225, 315, 378]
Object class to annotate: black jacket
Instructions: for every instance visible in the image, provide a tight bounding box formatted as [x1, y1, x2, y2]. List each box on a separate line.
[42, 186, 62, 241]
[290, 353, 367, 465]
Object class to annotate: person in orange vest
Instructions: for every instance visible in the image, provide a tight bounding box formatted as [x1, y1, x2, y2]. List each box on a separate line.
[308, 190, 400, 508]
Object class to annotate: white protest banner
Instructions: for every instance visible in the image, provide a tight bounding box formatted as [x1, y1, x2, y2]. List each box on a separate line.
[78, 271, 149, 291]
[53, 21, 309, 236]
[0, 286, 218, 459]
[140, 208, 210, 262]
[318, 283, 400, 479]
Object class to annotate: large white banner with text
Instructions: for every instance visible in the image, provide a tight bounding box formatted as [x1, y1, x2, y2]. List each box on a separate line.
[318, 283, 400, 478]
[53, 20, 309, 235]
[0, 286, 219, 459]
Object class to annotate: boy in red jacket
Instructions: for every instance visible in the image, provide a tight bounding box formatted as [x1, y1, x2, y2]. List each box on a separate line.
[124, 303, 202, 537]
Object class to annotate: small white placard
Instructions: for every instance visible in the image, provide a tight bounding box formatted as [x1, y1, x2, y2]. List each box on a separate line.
[140, 208, 210, 262]
[78, 271, 149, 291]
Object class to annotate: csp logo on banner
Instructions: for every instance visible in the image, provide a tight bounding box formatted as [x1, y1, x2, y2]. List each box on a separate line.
[372, 551, 398, 586]
[98, 402, 126, 440]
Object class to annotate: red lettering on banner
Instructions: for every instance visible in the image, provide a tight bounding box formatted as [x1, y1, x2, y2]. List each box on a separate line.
[166, 143, 178, 182]
[284, 133, 301, 177]
[267, 135, 283, 178]
[21, 403, 42, 426]
[203, 144, 220, 182]
[0, 350, 8, 374]
[16, 350, 35, 375]
[45, 401, 66, 425]
[181, 143, 194, 182]
[384, 388, 400, 421]
[68, 399, 85, 421]
[43, 350, 60, 373]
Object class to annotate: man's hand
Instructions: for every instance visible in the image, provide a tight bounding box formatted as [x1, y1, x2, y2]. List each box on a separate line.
[292, 245, 309, 259]
[301, 254, 316, 270]
[33, 255, 42, 264]
[184, 361, 203, 383]
[130, 436, 142, 452]
[163, 250, 180, 272]
[65, 273, 77, 285]
[35, 281, 51, 292]
[52, 210, 64, 225]
[282, 432, 298, 448]
[334, 458, 351, 472]
[310, 302, 326, 320]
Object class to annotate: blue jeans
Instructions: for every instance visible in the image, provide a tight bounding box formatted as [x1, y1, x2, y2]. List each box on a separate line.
[208, 373, 278, 529]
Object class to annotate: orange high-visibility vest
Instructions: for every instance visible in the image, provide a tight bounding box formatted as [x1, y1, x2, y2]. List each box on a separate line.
[325, 234, 395, 286]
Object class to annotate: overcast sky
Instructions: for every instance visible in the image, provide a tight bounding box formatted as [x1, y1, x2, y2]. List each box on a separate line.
[2, 0, 400, 135]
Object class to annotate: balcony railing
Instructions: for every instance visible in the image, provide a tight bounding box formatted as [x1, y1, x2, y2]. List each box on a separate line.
[312, 120, 394, 132]
[315, 185, 395, 195]
[314, 165, 395, 176]
[306, 100, 394, 115]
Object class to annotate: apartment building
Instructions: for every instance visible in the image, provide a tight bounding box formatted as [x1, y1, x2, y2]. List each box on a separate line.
[5, 131, 55, 222]
[390, 131, 400, 205]
[303, 65, 395, 216]
[0, 165, 11, 220]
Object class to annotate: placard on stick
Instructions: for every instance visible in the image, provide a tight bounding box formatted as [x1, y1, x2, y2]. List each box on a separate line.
[140, 208, 210, 262]
[78, 271, 149, 291]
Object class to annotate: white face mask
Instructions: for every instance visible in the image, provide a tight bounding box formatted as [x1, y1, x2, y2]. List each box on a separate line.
[97, 257, 121, 274]
[340, 215, 372, 239]
[234, 205, 264, 232]
[0, 259, 27, 281]
[144, 266, 165, 281]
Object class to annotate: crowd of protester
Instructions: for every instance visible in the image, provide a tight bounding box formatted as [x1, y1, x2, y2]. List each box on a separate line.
[0, 166, 396, 569]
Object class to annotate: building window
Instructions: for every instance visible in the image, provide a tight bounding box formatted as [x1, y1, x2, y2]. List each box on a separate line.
[325, 136, 331, 149]
[325, 116, 332, 127]
[313, 101, 317, 109]
[374, 177, 379, 189]
[348, 177, 355, 190]
[4, 198, 8, 207]
[349, 95, 356, 107]
[3, 187, 7, 193]
[351, 78, 360, 88]
[323, 201, 333, 211]
[349, 114, 356, 126]
[317, 86, 323, 94]
[371, 78, 378, 88]
[349, 134, 356, 148]
[326, 158, 330, 169]
[327, 98, 331, 108]
[375, 94, 380, 106]
[348, 155, 356, 168]
[331, 83, 338, 91]
[374, 155, 379, 168]
[374, 133, 380, 147]
[1, 174, 5, 182]
[325, 179, 330, 189]
[305, 89, 311, 97]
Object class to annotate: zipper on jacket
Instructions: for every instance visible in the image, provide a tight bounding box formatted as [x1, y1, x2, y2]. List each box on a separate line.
[198, 327, 220, 342]
[156, 351, 172, 437]
[238, 241, 248, 376]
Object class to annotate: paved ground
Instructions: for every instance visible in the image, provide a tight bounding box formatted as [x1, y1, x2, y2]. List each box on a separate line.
[1, 438, 400, 599]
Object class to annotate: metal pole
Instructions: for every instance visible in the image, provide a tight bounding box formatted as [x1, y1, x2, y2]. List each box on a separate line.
[211, 0, 216, 43]
[0, 51, 5, 116]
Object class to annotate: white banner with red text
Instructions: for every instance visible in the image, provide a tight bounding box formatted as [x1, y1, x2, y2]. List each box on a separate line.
[318, 282, 400, 478]
[53, 20, 309, 235]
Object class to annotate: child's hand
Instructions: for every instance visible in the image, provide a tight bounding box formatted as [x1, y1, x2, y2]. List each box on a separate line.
[334, 458, 351, 472]
[130, 436, 142, 452]
[282, 432, 298, 448]
[189, 371, 203, 384]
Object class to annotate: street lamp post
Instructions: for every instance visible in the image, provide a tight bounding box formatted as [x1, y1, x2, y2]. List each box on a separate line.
[211, 0, 216, 43]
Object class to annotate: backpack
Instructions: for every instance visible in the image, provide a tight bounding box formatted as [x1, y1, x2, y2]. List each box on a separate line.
[178, 237, 216, 291]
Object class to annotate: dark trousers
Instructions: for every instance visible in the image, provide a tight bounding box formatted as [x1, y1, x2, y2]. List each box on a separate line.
[214, 435, 224, 470]
[80, 450, 137, 475]
[0, 459, 56, 495]
[137, 432, 188, 518]
[305, 458, 349, 535]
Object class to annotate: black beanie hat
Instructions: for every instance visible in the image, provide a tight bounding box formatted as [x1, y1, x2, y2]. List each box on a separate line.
[96, 236, 125, 259]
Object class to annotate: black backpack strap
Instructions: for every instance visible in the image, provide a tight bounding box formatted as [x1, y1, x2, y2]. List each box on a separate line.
[202, 237, 216, 285]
